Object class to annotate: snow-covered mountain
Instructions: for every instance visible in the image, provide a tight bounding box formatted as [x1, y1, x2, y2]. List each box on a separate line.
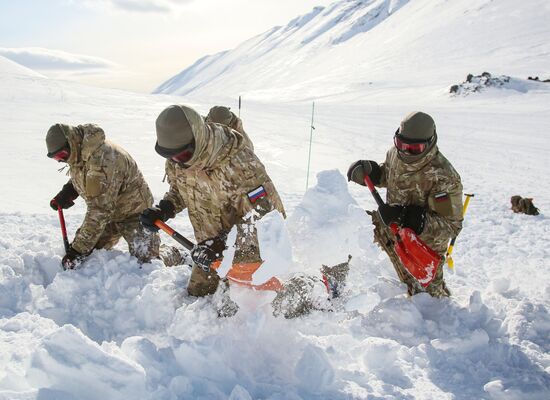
[155, 0, 550, 101]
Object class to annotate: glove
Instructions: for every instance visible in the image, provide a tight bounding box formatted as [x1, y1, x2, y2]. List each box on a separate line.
[140, 199, 176, 232]
[191, 234, 227, 270]
[50, 182, 79, 211]
[62, 246, 84, 270]
[378, 204, 404, 226]
[346, 160, 382, 186]
[378, 204, 426, 235]
[401, 205, 426, 235]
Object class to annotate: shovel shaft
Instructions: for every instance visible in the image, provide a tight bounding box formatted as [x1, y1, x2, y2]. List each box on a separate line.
[364, 175, 385, 208]
[57, 206, 70, 253]
[154, 220, 195, 251]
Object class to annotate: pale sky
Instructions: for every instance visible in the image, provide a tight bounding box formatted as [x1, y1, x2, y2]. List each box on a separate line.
[0, 0, 334, 93]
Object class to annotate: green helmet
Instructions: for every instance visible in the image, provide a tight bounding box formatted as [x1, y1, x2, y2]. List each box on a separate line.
[206, 106, 233, 126]
[399, 111, 436, 141]
[395, 112, 437, 163]
[46, 124, 69, 156]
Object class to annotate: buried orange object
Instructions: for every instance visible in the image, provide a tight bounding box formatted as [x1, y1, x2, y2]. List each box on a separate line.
[154, 219, 283, 291]
[210, 260, 284, 291]
[364, 176, 441, 287]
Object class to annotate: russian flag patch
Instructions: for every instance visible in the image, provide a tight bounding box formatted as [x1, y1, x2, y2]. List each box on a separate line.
[434, 192, 449, 202]
[247, 185, 267, 203]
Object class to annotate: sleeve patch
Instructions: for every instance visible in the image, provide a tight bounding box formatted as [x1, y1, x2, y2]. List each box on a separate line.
[247, 185, 267, 203]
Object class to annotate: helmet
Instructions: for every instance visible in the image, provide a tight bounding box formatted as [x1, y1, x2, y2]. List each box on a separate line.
[155, 105, 202, 163]
[394, 112, 437, 161]
[46, 124, 70, 161]
[206, 106, 234, 126]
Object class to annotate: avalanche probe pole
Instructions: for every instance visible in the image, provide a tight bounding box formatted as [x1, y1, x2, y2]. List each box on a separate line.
[154, 220, 195, 251]
[305, 101, 315, 191]
[57, 206, 70, 254]
[445, 193, 474, 270]
[238, 95, 242, 118]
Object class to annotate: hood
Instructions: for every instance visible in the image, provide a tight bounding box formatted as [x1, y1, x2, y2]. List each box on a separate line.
[183, 107, 244, 170]
[62, 123, 106, 166]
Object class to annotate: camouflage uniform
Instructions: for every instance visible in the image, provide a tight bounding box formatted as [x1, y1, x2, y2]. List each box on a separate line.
[62, 124, 159, 262]
[162, 115, 285, 296]
[373, 145, 463, 297]
[205, 106, 254, 150]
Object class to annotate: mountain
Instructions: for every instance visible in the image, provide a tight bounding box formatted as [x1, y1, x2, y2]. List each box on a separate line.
[0, 54, 44, 78]
[154, 0, 550, 102]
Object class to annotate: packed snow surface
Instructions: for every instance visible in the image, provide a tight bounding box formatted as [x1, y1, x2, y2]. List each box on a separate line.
[2, 0, 550, 398]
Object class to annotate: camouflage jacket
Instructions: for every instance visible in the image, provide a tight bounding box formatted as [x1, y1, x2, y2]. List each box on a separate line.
[377, 146, 463, 254]
[163, 117, 285, 247]
[63, 124, 154, 254]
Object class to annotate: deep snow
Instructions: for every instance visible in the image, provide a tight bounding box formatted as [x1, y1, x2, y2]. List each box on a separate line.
[1, 0, 550, 398]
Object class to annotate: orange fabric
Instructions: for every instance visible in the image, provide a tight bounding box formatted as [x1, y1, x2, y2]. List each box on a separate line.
[210, 260, 283, 291]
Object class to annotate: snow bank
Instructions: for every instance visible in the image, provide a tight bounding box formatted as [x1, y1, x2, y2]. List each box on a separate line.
[1, 166, 550, 398]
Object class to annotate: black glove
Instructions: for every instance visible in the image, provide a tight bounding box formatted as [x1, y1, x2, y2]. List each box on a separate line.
[378, 204, 404, 226]
[50, 182, 79, 210]
[62, 246, 84, 270]
[347, 160, 382, 186]
[401, 205, 426, 235]
[140, 199, 176, 232]
[191, 234, 227, 270]
[378, 204, 426, 235]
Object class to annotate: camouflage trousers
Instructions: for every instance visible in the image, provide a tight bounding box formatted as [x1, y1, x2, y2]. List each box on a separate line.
[93, 215, 160, 264]
[187, 197, 274, 297]
[371, 212, 450, 298]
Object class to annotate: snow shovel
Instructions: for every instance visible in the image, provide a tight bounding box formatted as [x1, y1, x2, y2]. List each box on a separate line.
[57, 206, 70, 254]
[445, 193, 474, 270]
[154, 220, 283, 291]
[363, 175, 441, 287]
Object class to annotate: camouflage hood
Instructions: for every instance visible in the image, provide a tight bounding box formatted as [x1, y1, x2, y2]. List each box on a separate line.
[183, 107, 245, 170]
[60, 123, 106, 166]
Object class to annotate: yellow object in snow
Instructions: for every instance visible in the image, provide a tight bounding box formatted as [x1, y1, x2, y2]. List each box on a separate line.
[446, 193, 474, 270]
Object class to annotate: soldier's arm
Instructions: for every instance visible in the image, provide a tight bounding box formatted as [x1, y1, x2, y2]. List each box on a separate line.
[423, 178, 463, 239]
[377, 162, 388, 188]
[71, 162, 123, 255]
[162, 159, 187, 214]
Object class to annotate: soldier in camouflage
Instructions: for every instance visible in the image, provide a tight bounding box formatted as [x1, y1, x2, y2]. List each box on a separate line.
[347, 112, 463, 297]
[46, 123, 160, 269]
[205, 105, 254, 150]
[140, 105, 286, 297]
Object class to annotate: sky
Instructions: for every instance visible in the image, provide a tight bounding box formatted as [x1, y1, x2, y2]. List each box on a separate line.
[0, 0, 334, 93]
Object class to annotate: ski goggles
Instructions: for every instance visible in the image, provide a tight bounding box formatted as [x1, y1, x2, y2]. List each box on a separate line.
[394, 132, 433, 155]
[48, 148, 70, 162]
[155, 141, 195, 164]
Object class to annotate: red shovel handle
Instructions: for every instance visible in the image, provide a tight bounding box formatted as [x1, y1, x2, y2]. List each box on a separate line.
[57, 206, 70, 254]
[363, 175, 385, 208]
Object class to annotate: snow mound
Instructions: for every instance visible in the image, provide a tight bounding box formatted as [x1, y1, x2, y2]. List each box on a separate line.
[1, 168, 550, 398]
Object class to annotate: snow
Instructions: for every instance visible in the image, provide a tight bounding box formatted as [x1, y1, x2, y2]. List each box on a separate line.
[1, 0, 550, 398]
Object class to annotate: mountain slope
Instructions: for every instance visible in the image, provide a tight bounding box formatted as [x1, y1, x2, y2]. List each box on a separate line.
[154, 0, 550, 101]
